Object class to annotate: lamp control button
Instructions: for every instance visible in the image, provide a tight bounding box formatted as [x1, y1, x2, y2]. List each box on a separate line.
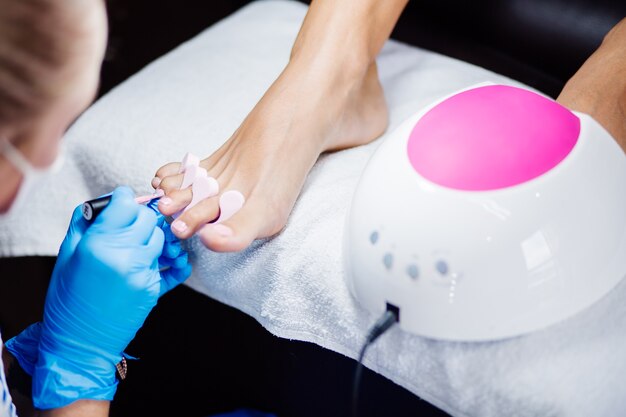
[383, 253, 394, 270]
[436, 260, 449, 275]
[406, 264, 419, 279]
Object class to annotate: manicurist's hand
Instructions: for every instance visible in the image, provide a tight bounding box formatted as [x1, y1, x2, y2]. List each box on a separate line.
[28, 186, 190, 410]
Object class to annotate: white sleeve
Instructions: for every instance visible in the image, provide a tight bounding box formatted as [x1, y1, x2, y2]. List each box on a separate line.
[0, 339, 18, 417]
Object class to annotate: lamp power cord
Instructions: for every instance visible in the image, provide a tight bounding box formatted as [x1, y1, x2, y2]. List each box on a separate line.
[352, 308, 399, 417]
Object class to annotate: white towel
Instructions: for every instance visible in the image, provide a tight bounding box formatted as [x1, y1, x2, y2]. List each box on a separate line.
[1, 1, 625, 415]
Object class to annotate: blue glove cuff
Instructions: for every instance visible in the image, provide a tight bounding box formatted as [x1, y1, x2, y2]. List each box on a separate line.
[4, 322, 42, 376]
[33, 350, 118, 409]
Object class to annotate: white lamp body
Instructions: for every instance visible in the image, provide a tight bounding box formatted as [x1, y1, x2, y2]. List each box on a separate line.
[344, 84, 626, 341]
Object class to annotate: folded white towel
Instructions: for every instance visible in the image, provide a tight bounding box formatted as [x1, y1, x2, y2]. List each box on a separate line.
[2, 1, 625, 416]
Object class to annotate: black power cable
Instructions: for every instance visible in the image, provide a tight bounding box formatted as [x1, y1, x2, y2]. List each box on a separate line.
[352, 308, 399, 417]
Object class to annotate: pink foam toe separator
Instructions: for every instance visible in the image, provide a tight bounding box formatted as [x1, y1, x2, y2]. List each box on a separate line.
[180, 165, 207, 190]
[215, 190, 245, 224]
[184, 176, 219, 213]
[173, 165, 210, 219]
[178, 152, 200, 174]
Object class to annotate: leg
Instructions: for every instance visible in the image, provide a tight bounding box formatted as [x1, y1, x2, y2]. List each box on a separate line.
[557, 18, 626, 150]
[154, 0, 409, 252]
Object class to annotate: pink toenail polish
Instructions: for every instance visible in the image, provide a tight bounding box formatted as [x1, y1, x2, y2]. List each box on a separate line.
[212, 224, 233, 237]
[172, 220, 188, 233]
[160, 197, 172, 206]
[151, 177, 162, 188]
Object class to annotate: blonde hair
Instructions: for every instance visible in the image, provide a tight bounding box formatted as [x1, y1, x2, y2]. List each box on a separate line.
[0, 0, 102, 127]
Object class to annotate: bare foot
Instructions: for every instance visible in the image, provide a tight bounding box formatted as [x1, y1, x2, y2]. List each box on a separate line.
[557, 18, 626, 150]
[153, 61, 388, 252]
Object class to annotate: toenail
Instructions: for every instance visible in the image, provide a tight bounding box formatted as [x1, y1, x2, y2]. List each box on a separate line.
[160, 197, 172, 206]
[151, 177, 162, 188]
[212, 224, 233, 237]
[172, 220, 188, 233]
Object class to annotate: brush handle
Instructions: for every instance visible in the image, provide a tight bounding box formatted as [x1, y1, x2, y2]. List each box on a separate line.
[82, 195, 111, 222]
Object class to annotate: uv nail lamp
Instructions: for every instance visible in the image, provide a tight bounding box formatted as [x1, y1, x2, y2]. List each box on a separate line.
[344, 84, 626, 341]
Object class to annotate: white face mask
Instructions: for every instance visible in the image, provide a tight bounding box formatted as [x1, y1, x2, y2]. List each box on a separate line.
[0, 138, 65, 218]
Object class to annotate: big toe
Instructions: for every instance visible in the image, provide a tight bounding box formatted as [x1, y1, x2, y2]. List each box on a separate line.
[198, 202, 279, 252]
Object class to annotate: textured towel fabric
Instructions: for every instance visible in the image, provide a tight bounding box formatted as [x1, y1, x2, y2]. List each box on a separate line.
[1, 1, 626, 416]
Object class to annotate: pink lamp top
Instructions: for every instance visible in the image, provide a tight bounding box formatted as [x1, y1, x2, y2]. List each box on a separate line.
[407, 85, 580, 191]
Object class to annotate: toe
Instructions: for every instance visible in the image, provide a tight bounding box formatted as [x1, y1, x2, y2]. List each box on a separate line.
[198, 201, 273, 252]
[159, 173, 185, 194]
[170, 196, 220, 239]
[153, 162, 181, 189]
[158, 188, 192, 216]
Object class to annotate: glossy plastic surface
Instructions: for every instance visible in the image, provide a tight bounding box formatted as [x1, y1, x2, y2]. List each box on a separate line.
[407, 85, 580, 191]
[344, 84, 626, 341]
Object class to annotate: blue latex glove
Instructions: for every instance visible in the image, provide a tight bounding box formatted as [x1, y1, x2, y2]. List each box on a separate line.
[23, 187, 191, 409]
[4, 322, 42, 376]
[5, 193, 190, 382]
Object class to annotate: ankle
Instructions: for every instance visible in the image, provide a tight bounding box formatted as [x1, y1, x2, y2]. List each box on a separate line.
[288, 24, 374, 88]
[281, 56, 379, 103]
[602, 17, 626, 48]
